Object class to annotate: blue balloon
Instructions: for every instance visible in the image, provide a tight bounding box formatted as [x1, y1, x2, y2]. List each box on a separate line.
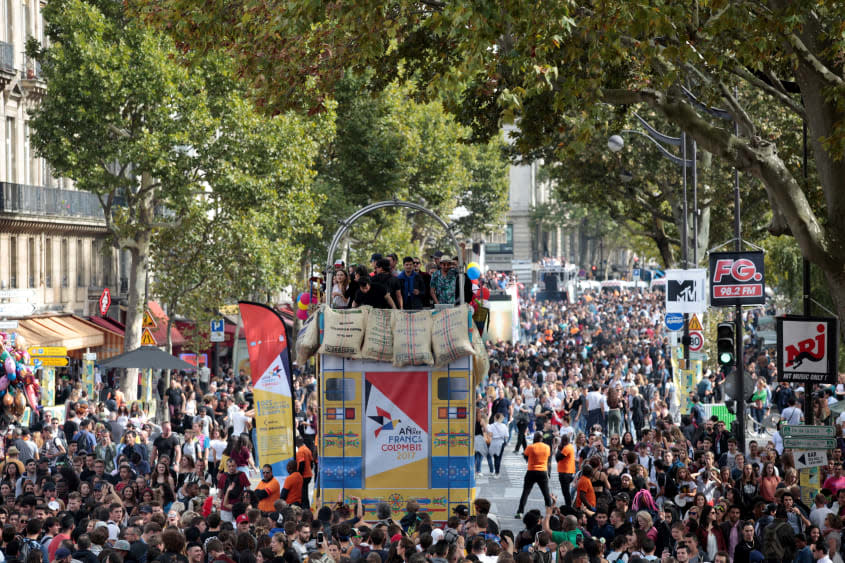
[467, 266, 482, 280]
[8, 372, 16, 382]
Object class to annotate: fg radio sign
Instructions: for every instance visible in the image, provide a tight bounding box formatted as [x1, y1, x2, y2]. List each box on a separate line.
[776, 316, 838, 384]
[709, 251, 766, 307]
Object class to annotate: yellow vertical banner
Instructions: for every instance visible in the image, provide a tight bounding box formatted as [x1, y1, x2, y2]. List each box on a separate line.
[42, 367, 55, 407]
[799, 467, 820, 506]
[83, 359, 95, 399]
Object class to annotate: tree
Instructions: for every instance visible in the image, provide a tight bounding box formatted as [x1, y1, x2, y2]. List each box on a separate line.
[139, 0, 845, 324]
[29, 0, 326, 399]
[306, 76, 508, 268]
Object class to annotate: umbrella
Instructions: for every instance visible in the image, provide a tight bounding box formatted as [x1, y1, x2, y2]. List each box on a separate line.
[99, 346, 195, 371]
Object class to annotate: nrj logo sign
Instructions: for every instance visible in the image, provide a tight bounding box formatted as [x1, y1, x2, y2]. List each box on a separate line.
[785, 323, 828, 371]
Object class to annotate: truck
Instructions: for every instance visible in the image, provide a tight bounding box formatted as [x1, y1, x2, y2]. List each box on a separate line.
[317, 200, 477, 520]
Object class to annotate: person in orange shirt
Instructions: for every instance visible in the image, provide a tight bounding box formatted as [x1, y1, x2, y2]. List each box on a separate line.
[574, 463, 596, 514]
[281, 459, 304, 507]
[255, 464, 281, 513]
[516, 432, 553, 519]
[295, 438, 314, 509]
[556, 435, 576, 506]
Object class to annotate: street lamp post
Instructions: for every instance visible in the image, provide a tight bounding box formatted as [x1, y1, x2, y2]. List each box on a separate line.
[608, 116, 697, 365]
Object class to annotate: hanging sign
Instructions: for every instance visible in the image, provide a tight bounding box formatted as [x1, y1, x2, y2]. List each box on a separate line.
[776, 316, 838, 384]
[709, 251, 765, 306]
[665, 268, 707, 314]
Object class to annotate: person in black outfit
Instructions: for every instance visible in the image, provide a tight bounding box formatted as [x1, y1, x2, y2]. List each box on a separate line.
[372, 259, 402, 308]
[352, 277, 395, 309]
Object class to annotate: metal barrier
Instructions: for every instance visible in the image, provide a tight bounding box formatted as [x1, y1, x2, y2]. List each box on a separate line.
[0, 182, 104, 220]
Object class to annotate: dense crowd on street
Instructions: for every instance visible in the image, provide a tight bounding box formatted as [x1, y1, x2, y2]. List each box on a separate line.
[0, 253, 844, 563]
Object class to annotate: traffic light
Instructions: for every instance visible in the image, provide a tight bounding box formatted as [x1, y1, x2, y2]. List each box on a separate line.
[591, 265, 597, 278]
[717, 322, 735, 366]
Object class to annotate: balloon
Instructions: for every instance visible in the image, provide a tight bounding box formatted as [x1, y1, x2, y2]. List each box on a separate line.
[467, 262, 479, 271]
[8, 371, 15, 382]
[467, 266, 481, 280]
[0, 376, 9, 391]
[3, 357, 13, 375]
[298, 300, 309, 311]
[300, 293, 312, 305]
[296, 309, 308, 321]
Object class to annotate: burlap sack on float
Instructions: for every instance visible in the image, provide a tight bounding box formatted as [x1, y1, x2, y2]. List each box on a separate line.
[318, 306, 368, 358]
[392, 310, 434, 367]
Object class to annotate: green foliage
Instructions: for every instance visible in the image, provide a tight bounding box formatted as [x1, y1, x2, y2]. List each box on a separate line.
[29, 0, 329, 372]
[307, 76, 508, 269]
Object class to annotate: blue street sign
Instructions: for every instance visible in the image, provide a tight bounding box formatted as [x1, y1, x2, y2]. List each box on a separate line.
[210, 319, 224, 332]
[665, 312, 685, 332]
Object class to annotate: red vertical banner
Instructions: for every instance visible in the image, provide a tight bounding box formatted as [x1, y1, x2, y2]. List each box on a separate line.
[238, 302, 295, 474]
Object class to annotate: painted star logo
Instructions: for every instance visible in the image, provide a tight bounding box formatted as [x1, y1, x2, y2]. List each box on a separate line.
[369, 407, 401, 437]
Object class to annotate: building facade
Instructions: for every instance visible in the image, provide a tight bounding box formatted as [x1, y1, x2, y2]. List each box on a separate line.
[0, 0, 125, 318]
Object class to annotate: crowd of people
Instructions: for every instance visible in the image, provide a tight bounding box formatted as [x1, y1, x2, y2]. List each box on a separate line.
[0, 260, 841, 563]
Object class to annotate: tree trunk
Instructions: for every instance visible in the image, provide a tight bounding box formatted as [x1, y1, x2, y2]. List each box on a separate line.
[694, 203, 711, 268]
[120, 172, 155, 403]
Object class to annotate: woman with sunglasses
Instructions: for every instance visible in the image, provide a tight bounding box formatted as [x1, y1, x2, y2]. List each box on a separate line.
[697, 505, 727, 561]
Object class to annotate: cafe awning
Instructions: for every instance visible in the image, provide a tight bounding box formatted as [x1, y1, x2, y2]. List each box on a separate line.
[15, 314, 105, 351]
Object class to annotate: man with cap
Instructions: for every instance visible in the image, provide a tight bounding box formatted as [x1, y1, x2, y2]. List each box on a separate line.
[54, 546, 73, 563]
[235, 514, 251, 534]
[430, 255, 458, 305]
[454, 505, 470, 521]
[113, 540, 132, 560]
[16, 428, 39, 463]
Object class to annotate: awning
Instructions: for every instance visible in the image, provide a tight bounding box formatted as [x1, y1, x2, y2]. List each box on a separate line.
[83, 316, 126, 360]
[15, 314, 104, 351]
[146, 301, 186, 346]
[87, 315, 125, 336]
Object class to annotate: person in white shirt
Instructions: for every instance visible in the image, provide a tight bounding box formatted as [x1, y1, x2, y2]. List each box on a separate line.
[810, 493, 835, 528]
[813, 541, 833, 563]
[781, 398, 803, 425]
[585, 384, 607, 430]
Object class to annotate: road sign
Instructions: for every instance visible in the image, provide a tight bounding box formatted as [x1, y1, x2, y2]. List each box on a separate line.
[0, 320, 18, 329]
[141, 328, 157, 346]
[784, 437, 836, 449]
[690, 351, 708, 361]
[210, 319, 225, 343]
[98, 287, 111, 317]
[689, 331, 704, 352]
[142, 310, 157, 329]
[82, 352, 97, 361]
[665, 313, 685, 332]
[632, 268, 641, 280]
[28, 346, 67, 357]
[783, 425, 835, 438]
[0, 302, 34, 317]
[688, 314, 703, 331]
[37, 356, 69, 367]
[794, 450, 828, 470]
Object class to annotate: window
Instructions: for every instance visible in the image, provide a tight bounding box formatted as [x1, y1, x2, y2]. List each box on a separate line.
[9, 236, 16, 288]
[76, 238, 84, 287]
[437, 376, 469, 400]
[4, 0, 12, 44]
[27, 236, 34, 288]
[22, 122, 29, 184]
[60, 238, 67, 287]
[325, 378, 356, 401]
[90, 240, 98, 287]
[5, 117, 14, 183]
[486, 224, 513, 254]
[44, 237, 51, 287]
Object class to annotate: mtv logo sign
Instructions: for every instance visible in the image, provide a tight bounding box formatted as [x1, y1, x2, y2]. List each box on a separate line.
[665, 269, 707, 314]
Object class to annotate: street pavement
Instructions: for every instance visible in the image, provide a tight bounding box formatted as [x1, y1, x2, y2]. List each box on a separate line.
[475, 440, 559, 532]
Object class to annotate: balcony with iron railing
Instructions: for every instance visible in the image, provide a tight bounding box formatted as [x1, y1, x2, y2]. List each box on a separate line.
[0, 182, 105, 221]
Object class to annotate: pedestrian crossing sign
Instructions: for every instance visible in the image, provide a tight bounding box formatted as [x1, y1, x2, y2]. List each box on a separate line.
[141, 328, 157, 346]
[688, 314, 703, 331]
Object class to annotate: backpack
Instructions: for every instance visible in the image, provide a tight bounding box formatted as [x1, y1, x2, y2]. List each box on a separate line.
[532, 550, 552, 563]
[20, 537, 43, 563]
[762, 521, 792, 560]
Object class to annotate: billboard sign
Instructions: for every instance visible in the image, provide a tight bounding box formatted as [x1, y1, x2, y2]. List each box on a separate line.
[776, 316, 838, 384]
[709, 251, 765, 306]
[665, 268, 707, 314]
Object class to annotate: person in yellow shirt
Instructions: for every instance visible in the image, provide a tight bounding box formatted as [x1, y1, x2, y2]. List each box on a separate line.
[255, 464, 281, 513]
[515, 432, 553, 518]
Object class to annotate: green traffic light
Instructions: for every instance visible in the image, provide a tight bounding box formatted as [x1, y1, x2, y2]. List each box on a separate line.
[719, 351, 733, 364]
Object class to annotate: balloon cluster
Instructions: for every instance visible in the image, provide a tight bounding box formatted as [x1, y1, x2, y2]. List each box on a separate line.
[0, 333, 38, 416]
[466, 262, 482, 281]
[296, 292, 312, 321]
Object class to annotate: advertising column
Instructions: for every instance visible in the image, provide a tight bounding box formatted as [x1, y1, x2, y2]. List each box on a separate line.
[41, 367, 55, 407]
[82, 353, 96, 399]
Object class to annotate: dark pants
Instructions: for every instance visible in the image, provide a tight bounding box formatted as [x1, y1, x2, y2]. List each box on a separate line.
[586, 408, 604, 431]
[558, 472, 574, 506]
[517, 470, 553, 514]
[301, 476, 311, 509]
[514, 421, 529, 452]
[487, 442, 505, 475]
